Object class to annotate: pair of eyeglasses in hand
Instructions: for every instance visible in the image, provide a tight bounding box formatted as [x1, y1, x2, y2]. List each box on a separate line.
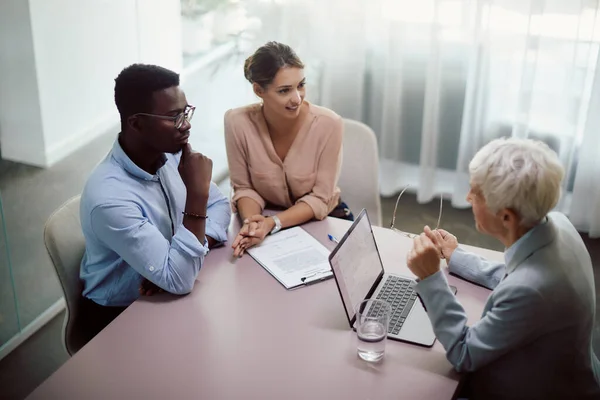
[389, 185, 443, 239]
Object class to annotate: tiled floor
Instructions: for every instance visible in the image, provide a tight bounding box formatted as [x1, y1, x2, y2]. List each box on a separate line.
[1, 193, 599, 399]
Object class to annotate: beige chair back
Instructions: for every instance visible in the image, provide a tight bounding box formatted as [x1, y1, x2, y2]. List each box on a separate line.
[44, 195, 86, 355]
[338, 119, 382, 226]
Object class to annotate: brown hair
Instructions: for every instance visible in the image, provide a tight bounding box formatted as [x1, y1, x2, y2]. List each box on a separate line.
[243, 41, 304, 88]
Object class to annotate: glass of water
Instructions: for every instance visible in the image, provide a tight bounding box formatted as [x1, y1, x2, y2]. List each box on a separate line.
[355, 298, 391, 362]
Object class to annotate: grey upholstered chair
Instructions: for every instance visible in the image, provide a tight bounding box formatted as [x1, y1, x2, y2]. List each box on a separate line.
[44, 195, 87, 355]
[338, 119, 382, 226]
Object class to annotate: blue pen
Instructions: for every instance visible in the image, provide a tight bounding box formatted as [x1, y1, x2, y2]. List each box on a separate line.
[328, 234, 340, 244]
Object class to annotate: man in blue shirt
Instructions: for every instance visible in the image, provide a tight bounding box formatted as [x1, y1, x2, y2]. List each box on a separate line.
[79, 64, 231, 341]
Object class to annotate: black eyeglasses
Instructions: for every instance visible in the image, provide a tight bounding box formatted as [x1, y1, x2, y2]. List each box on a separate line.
[135, 105, 195, 129]
[390, 185, 443, 238]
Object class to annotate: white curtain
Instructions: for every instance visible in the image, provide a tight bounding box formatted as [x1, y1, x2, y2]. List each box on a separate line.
[245, 0, 600, 237]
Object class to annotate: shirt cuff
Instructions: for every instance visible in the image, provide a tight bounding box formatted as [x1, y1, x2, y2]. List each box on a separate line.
[205, 218, 228, 243]
[296, 192, 339, 220]
[172, 225, 209, 258]
[447, 247, 472, 276]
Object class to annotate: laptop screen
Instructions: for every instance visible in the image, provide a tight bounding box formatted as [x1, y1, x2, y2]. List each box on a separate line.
[329, 210, 384, 325]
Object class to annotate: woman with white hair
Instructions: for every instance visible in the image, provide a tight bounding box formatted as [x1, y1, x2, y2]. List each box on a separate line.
[407, 138, 600, 399]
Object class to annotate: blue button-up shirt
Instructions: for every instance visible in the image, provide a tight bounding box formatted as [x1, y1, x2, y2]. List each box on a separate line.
[80, 139, 231, 306]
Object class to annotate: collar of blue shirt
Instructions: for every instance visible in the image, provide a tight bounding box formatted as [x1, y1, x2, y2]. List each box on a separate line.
[112, 137, 168, 181]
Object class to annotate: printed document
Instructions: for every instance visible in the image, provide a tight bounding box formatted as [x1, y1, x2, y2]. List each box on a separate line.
[246, 227, 332, 289]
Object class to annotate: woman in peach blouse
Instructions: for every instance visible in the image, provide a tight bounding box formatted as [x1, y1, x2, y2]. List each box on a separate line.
[225, 41, 352, 256]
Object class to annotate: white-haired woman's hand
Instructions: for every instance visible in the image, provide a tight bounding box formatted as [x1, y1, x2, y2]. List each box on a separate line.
[406, 234, 442, 280]
[423, 225, 458, 261]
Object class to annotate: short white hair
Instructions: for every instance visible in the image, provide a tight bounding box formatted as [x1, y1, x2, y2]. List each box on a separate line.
[469, 137, 565, 227]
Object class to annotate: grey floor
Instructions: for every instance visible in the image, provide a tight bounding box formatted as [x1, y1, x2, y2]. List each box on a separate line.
[0, 310, 68, 400]
[1, 192, 600, 399]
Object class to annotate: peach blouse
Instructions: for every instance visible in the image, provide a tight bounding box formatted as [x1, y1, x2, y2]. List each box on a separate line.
[224, 102, 343, 220]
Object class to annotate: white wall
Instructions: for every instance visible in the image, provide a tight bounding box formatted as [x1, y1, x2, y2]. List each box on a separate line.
[0, 0, 47, 166]
[0, 0, 183, 167]
[136, 0, 183, 72]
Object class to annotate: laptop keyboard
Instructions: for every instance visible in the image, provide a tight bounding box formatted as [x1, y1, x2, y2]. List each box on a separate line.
[369, 276, 418, 335]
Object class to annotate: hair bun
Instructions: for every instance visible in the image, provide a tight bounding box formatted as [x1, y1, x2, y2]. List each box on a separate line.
[243, 56, 253, 83]
[243, 42, 304, 88]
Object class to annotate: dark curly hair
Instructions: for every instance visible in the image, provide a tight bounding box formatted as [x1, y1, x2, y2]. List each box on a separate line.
[114, 64, 180, 126]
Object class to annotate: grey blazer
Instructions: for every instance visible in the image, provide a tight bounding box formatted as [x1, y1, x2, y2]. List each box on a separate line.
[416, 212, 600, 399]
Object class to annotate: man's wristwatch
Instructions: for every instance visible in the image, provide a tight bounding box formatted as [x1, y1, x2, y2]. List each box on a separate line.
[270, 215, 282, 235]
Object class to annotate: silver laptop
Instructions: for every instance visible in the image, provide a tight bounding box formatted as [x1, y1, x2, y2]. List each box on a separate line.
[328, 209, 438, 347]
